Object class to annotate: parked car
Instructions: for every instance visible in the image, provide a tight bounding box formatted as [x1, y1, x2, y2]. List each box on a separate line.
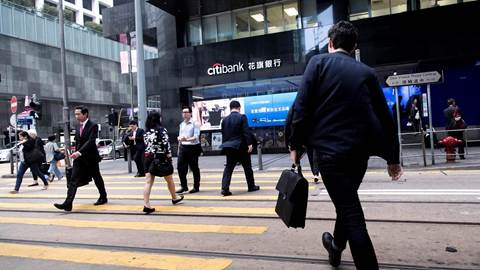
[96, 139, 124, 159]
[0, 142, 17, 163]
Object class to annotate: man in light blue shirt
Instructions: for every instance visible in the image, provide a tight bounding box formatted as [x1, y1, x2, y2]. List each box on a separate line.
[176, 106, 202, 194]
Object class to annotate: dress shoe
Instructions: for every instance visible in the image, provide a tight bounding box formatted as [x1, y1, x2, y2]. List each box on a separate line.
[188, 188, 199, 194]
[9, 190, 18, 194]
[28, 183, 39, 187]
[248, 185, 260, 192]
[54, 203, 72, 212]
[314, 176, 319, 183]
[172, 194, 184, 205]
[322, 232, 343, 267]
[143, 206, 155, 214]
[135, 173, 146, 177]
[176, 188, 188, 194]
[221, 190, 232, 196]
[94, 198, 108, 206]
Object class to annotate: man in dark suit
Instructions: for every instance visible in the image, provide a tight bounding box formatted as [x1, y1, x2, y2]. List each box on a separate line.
[126, 120, 146, 177]
[443, 98, 466, 159]
[220, 101, 259, 196]
[54, 106, 108, 211]
[289, 21, 402, 270]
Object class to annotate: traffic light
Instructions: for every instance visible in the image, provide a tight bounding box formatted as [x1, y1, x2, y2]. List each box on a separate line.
[108, 111, 118, 126]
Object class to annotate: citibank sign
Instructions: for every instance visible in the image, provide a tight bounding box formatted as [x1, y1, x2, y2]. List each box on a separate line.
[207, 59, 282, 76]
[207, 62, 244, 76]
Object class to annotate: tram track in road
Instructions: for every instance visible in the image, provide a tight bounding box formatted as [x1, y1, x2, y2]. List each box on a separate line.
[0, 238, 475, 270]
[1, 209, 479, 227]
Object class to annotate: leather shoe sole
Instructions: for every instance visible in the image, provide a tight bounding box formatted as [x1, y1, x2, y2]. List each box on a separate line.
[94, 199, 108, 206]
[54, 203, 72, 212]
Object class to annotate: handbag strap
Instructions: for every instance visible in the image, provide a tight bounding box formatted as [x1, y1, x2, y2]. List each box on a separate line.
[291, 163, 303, 177]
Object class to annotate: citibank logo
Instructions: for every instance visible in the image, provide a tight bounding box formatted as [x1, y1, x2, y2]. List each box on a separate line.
[207, 62, 245, 76]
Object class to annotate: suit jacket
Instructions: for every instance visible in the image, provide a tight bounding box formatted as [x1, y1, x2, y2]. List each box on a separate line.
[124, 128, 146, 152]
[290, 52, 400, 164]
[71, 119, 100, 186]
[220, 112, 252, 152]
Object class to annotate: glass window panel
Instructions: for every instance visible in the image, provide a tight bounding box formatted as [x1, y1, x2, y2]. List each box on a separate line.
[84, 15, 93, 23]
[83, 0, 92, 11]
[187, 19, 201, 46]
[249, 7, 265, 37]
[283, 1, 300, 31]
[234, 10, 249, 39]
[371, 0, 390, 17]
[301, 0, 318, 28]
[202, 16, 217, 44]
[267, 4, 284, 34]
[421, 0, 458, 9]
[217, 13, 233, 41]
[390, 0, 407, 14]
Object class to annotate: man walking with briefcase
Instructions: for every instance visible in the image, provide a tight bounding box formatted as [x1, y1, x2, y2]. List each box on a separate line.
[288, 21, 402, 270]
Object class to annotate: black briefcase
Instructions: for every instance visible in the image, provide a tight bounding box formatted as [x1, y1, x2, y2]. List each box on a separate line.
[275, 165, 309, 228]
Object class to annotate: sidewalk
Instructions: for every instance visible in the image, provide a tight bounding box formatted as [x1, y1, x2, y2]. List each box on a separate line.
[1, 147, 478, 178]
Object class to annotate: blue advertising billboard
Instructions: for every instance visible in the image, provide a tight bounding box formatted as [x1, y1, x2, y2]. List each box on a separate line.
[244, 92, 297, 127]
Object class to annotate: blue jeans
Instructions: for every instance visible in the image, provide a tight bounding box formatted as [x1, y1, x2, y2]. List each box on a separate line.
[15, 162, 48, 191]
[48, 160, 63, 179]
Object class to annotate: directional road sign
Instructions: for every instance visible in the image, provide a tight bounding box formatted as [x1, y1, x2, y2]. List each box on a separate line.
[386, 71, 443, 87]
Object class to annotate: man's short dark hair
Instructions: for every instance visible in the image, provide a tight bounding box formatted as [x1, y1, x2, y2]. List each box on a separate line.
[182, 106, 192, 113]
[129, 120, 138, 126]
[75, 106, 88, 116]
[447, 98, 456, 105]
[328, 21, 359, 52]
[230, 100, 241, 110]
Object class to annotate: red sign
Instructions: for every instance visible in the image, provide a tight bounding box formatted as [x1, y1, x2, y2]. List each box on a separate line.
[10, 96, 17, 114]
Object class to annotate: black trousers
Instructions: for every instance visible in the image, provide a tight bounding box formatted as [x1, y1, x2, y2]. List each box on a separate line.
[317, 156, 378, 270]
[177, 145, 201, 190]
[221, 148, 255, 191]
[65, 161, 107, 205]
[306, 148, 319, 176]
[132, 148, 145, 175]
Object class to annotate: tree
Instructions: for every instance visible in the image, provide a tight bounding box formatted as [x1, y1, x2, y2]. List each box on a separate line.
[85, 21, 103, 33]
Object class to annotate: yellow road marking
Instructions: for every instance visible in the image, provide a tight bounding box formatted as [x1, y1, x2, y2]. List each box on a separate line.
[0, 203, 276, 215]
[0, 216, 267, 234]
[0, 194, 279, 200]
[0, 242, 232, 270]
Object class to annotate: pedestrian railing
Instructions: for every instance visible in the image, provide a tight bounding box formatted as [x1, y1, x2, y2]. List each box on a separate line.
[397, 127, 480, 166]
[0, 0, 158, 62]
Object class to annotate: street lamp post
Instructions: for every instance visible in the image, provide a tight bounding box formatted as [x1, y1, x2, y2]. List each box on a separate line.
[134, 0, 147, 128]
[58, 0, 71, 167]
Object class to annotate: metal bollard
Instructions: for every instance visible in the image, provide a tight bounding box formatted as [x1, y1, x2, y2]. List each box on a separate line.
[127, 147, 132, 173]
[257, 143, 263, 171]
[10, 149, 14, 175]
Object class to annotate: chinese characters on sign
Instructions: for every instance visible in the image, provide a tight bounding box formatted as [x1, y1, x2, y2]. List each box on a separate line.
[250, 106, 290, 114]
[247, 59, 282, 71]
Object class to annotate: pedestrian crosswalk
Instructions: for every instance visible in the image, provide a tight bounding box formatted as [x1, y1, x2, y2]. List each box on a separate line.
[0, 242, 233, 270]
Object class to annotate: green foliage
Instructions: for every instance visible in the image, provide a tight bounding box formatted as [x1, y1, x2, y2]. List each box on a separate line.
[85, 21, 103, 33]
[8, 0, 35, 8]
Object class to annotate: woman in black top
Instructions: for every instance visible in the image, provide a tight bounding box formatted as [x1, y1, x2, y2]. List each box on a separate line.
[10, 131, 49, 193]
[142, 112, 184, 214]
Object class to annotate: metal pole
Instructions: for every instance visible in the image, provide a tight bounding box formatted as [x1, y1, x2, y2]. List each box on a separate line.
[427, 84, 435, 165]
[128, 33, 135, 121]
[127, 147, 132, 173]
[134, 0, 147, 128]
[257, 142, 263, 171]
[14, 114, 18, 173]
[394, 87, 403, 166]
[10, 149, 14, 175]
[58, 0, 71, 168]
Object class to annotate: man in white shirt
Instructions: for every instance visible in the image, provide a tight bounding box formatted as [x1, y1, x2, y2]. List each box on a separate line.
[176, 106, 202, 194]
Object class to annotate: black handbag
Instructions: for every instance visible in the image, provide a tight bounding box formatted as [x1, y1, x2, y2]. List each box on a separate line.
[275, 164, 309, 228]
[149, 157, 174, 177]
[54, 151, 65, 161]
[26, 148, 45, 165]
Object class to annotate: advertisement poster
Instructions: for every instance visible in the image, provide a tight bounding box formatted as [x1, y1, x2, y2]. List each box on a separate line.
[244, 92, 297, 127]
[192, 98, 245, 131]
[211, 132, 223, 151]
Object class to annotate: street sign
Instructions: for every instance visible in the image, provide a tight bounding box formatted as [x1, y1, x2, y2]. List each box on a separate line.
[17, 117, 33, 126]
[386, 71, 443, 87]
[10, 96, 17, 113]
